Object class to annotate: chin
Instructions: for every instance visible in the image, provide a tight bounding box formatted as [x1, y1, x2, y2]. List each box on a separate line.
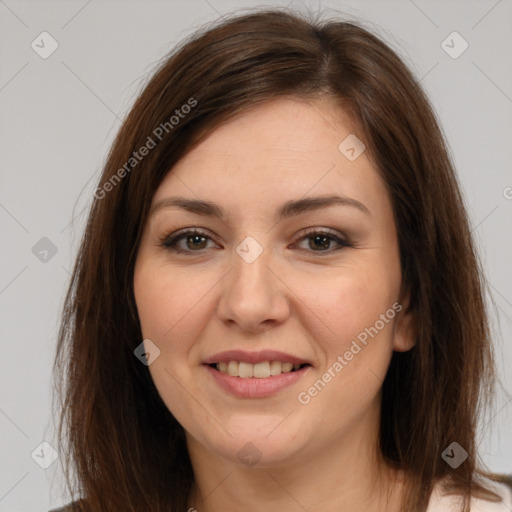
[199, 419, 312, 469]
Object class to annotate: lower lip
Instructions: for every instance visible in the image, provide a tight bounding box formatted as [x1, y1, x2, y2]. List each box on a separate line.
[204, 364, 310, 398]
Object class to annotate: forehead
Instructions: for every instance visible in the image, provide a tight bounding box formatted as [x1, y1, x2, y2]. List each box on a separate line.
[184, 96, 359, 160]
[151, 96, 387, 218]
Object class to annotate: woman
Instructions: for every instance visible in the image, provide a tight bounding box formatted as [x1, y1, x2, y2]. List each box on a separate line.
[51, 7, 512, 512]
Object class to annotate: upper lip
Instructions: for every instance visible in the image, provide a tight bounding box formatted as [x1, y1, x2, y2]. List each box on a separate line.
[203, 350, 312, 366]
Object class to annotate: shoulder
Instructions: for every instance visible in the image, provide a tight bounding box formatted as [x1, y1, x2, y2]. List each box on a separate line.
[427, 476, 512, 511]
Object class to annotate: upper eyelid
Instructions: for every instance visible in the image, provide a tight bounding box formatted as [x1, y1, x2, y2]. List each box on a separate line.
[161, 227, 214, 242]
[160, 227, 349, 251]
[161, 226, 345, 240]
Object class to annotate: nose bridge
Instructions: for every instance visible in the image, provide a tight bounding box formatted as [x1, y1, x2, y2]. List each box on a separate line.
[234, 236, 271, 290]
[231, 235, 274, 303]
[217, 235, 288, 330]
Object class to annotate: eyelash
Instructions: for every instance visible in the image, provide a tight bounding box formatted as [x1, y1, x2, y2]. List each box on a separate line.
[159, 227, 351, 256]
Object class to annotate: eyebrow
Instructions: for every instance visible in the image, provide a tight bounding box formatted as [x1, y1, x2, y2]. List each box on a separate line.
[149, 194, 371, 220]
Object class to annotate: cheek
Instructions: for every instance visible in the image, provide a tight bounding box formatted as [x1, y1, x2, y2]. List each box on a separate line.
[299, 265, 399, 344]
[302, 263, 400, 397]
[134, 261, 207, 342]
[133, 262, 210, 427]
[297, 272, 399, 422]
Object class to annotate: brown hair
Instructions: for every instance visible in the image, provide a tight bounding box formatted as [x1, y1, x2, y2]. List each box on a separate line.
[53, 7, 500, 512]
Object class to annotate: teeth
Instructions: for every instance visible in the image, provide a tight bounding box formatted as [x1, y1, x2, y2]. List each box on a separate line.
[238, 362, 253, 378]
[282, 362, 293, 372]
[253, 361, 270, 378]
[215, 360, 304, 378]
[227, 361, 239, 377]
[270, 360, 282, 376]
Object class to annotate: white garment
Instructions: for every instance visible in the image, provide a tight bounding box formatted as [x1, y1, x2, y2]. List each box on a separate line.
[426, 479, 512, 511]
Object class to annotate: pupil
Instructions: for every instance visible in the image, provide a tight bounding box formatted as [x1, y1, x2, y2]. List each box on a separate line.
[188, 235, 206, 249]
[310, 235, 329, 250]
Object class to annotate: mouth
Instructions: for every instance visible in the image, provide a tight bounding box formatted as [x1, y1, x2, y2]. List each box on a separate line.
[202, 350, 313, 399]
[207, 361, 311, 378]
[202, 350, 313, 398]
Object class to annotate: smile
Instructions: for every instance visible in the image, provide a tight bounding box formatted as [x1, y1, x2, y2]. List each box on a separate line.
[211, 360, 308, 378]
[203, 364, 311, 398]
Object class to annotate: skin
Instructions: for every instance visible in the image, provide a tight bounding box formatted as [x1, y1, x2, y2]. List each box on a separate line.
[133, 96, 416, 512]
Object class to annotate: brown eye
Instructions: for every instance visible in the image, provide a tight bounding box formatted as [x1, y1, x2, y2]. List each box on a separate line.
[161, 229, 217, 254]
[296, 228, 351, 254]
[308, 234, 332, 251]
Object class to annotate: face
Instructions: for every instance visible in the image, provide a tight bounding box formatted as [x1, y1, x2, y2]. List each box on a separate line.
[133, 96, 414, 470]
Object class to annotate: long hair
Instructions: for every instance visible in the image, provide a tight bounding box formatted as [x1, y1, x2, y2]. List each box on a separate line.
[52, 7, 498, 511]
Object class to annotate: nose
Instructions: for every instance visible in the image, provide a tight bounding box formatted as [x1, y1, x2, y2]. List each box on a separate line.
[216, 241, 290, 333]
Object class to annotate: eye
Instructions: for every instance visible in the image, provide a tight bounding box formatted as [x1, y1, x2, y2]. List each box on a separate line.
[295, 228, 351, 254]
[160, 227, 351, 256]
[160, 228, 218, 255]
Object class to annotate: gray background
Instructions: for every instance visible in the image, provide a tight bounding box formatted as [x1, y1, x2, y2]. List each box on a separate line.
[0, 0, 511, 510]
